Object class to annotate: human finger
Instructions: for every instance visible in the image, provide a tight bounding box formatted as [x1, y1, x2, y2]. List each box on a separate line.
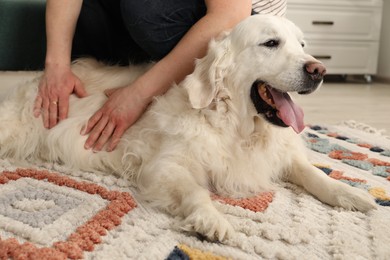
[83, 113, 108, 150]
[74, 78, 88, 98]
[106, 125, 126, 152]
[104, 88, 118, 97]
[33, 95, 43, 118]
[49, 99, 59, 128]
[91, 120, 116, 152]
[58, 96, 69, 121]
[41, 98, 50, 129]
[81, 110, 103, 136]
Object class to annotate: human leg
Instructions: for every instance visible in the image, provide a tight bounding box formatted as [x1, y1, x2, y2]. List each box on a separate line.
[120, 0, 207, 61]
[73, 0, 150, 65]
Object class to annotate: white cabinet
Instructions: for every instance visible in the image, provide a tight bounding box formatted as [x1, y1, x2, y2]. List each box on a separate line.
[286, 0, 383, 79]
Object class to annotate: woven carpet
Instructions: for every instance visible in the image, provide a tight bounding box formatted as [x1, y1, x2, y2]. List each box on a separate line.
[0, 122, 389, 260]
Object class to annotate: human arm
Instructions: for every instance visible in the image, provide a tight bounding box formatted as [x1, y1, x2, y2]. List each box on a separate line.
[83, 0, 253, 152]
[34, 0, 87, 129]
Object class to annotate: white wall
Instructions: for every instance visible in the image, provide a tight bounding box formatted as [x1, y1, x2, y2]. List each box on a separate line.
[377, 0, 390, 79]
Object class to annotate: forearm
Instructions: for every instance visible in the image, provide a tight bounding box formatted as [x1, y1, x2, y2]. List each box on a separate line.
[45, 0, 83, 67]
[132, 0, 252, 102]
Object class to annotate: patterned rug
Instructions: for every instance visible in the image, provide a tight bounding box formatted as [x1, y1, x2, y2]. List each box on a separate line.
[1, 122, 389, 260]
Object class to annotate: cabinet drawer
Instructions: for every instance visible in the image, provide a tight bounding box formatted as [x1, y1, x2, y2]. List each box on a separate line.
[286, 7, 382, 41]
[305, 40, 379, 74]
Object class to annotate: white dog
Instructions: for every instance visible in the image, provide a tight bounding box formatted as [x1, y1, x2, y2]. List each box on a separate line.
[0, 15, 376, 241]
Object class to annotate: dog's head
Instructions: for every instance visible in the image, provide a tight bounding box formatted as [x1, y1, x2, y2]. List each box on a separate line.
[184, 14, 326, 134]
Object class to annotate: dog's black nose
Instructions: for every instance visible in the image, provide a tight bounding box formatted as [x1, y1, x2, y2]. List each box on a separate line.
[305, 62, 326, 81]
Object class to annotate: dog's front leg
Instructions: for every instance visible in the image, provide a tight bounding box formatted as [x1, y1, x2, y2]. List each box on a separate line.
[285, 158, 376, 212]
[139, 160, 234, 241]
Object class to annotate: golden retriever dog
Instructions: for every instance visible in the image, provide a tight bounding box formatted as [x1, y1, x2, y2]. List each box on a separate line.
[0, 15, 376, 241]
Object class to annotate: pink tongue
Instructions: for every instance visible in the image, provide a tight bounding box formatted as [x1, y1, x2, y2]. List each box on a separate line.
[267, 88, 305, 133]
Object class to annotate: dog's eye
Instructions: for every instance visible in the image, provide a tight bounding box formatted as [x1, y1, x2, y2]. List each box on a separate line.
[301, 42, 305, 48]
[263, 40, 280, 48]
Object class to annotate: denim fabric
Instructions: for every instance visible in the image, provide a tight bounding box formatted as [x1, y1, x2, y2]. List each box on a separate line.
[0, 0, 46, 70]
[73, 0, 206, 65]
[120, 0, 206, 61]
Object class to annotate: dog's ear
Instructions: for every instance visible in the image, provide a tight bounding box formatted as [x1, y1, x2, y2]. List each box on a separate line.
[184, 33, 232, 109]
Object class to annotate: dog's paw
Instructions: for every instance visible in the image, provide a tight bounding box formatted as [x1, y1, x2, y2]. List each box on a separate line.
[181, 206, 235, 241]
[332, 184, 377, 212]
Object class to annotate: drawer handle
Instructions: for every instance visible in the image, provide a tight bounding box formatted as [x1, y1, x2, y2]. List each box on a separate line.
[314, 55, 332, 60]
[312, 21, 334, 26]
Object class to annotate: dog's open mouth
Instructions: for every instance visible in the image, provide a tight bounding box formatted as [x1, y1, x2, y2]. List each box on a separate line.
[250, 81, 305, 133]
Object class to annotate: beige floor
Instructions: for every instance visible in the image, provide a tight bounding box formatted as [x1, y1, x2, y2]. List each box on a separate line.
[292, 77, 390, 135]
[0, 71, 389, 135]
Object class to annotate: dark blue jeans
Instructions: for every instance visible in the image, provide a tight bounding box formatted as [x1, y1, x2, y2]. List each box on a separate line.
[72, 0, 207, 65]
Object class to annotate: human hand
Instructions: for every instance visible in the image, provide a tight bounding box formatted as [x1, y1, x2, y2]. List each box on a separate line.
[82, 85, 151, 152]
[34, 65, 87, 128]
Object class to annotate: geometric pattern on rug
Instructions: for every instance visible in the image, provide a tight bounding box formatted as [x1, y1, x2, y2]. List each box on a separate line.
[315, 164, 390, 206]
[167, 244, 228, 260]
[1, 124, 390, 259]
[309, 125, 390, 157]
[306, 125, 390, 179]
[304, 126, 390, 207]
[0, 169, 136, 260]
[211, 192, 274, 213]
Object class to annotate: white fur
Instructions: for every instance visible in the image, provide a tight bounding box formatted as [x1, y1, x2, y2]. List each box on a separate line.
[0, 15, 376, 241]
